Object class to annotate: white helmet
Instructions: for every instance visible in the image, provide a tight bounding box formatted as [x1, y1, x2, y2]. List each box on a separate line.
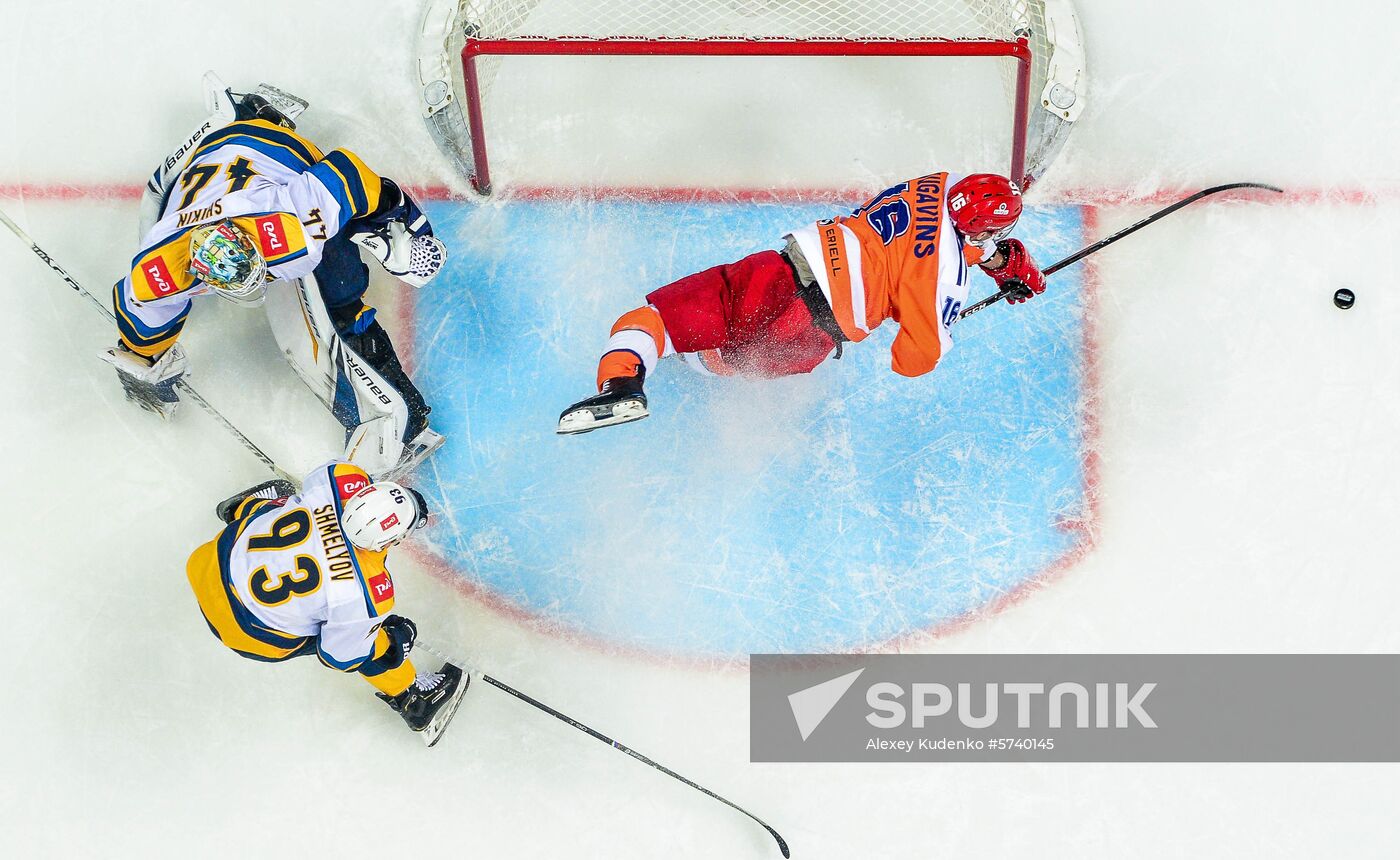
[341, 481, 429, 551]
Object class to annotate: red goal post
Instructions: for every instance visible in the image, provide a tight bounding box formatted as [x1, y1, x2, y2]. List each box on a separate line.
[417, 1, 1086, 196]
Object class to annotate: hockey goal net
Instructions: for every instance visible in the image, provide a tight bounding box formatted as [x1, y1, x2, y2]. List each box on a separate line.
[417, 0, 1085, 194]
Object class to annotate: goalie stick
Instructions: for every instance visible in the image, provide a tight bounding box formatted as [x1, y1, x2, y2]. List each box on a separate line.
[0, 205, 296, 484]
[959, 182, 1285, 319]
[415, 641, 791, 857]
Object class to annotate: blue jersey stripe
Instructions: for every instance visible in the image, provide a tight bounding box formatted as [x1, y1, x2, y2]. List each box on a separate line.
[307, 162, 354, 226]
[132, 224, 197, 268]
[316, 644, 367, 671]
[113, 282, 190, 343]
[323, 150, 369, 215]
[327, 464, 383, 619]
[193, 135, 312, 175]
[267, 246, 308, 267]
[192, 122, 320, 168]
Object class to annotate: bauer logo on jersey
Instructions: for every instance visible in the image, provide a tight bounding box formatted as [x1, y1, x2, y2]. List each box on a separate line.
[254, 215, 288, 256]
[369, 571, 395, 605]
[143, 257, 180, 297]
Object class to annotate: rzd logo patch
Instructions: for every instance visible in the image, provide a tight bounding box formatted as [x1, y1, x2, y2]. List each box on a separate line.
[335, 473, 370, 501]
[254, 216, 288, 256]
[379, 513, 400, 530]
[369, 571, 395, 604]
[143, 257, 179, 297]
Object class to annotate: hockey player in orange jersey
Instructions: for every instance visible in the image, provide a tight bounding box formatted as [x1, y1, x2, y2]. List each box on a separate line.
[557, 173, 1046, 434]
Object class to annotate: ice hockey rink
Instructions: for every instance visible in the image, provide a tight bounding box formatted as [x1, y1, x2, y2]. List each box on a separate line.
[2, 0, 1398, 856]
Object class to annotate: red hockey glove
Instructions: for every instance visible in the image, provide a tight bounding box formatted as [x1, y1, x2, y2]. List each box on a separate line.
[982, 239, 1046, 305]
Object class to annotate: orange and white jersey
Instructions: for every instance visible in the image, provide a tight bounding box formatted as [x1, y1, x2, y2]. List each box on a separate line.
[220, 461, 398, 670]
[113, 119, 383, 357]
[787, 173, 995, 378]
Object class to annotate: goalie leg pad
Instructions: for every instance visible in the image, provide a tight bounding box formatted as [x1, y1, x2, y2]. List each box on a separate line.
[265, 276, 438, 477]
[330, 304, 431, 440]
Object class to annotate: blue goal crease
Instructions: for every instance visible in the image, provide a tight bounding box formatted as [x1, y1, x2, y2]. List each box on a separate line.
[409, 198, 1090, 657]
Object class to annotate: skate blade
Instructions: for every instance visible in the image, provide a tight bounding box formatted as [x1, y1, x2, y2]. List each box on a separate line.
[131, 396, 179, 422]
[556, 400, 649, 435]
[378, 428, 447, 481]
[422, 671, 471, 748]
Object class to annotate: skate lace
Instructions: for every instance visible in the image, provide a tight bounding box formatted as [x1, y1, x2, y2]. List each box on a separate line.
[414, 671, 445, 692]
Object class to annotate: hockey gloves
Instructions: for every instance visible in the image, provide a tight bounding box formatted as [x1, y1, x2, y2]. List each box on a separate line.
[214, 479, 296, 524]
[349, 178, 447, 289]
[982, 239, 1046, 305]
[380, 615, 419, 667]
[366, 178, 433, 239]
[100, 342, 189, 420]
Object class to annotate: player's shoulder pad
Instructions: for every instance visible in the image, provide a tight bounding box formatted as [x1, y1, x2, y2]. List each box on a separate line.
[191, 119, 327, 172]
[228, 211, 310, 268]
[297, 460, 370, 508]
[360, 556, 397, 616]
[323, 460, 373, 505]
[307, 148, 383, 225]
[129, 230, 197, 302]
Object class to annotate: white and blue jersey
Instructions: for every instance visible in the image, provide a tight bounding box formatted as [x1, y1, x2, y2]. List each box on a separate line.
[115, 119, 384, 357]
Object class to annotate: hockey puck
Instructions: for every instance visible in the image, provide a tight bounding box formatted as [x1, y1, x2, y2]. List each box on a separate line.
[1333, 288, 1355, 310]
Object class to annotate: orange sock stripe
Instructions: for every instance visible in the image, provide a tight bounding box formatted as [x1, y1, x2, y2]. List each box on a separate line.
[596, 350, 643, 390]
[609, 306, 666, 356]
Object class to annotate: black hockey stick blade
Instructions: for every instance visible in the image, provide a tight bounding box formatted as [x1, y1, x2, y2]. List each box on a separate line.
[482, 673, 791, 857]
[958, 182, 1285, 320]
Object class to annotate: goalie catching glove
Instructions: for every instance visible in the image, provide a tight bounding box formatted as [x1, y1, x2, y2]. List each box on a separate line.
[981, 238, 1046, 305]
[349, 178, 447, 289]
[100, 342, 189, 420]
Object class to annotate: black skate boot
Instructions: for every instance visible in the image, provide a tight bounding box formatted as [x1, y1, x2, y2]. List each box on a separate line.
[215, 479, 297, 524]
[378, 663, 470, 747]
[557, 370, 649, 435]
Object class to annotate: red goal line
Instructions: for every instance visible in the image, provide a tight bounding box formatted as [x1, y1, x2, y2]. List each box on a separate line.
[0, 181, 1392, 207]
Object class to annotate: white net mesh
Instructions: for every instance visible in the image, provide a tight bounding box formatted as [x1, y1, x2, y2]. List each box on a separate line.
[421, 0, 1081, 191]
[462, 0, 1041, 43]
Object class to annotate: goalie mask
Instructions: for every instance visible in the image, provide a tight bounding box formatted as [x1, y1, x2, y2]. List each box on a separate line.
[188, 220, 268, 305]
[947, 174, 1022, 243]
[341, 481, 429, 552]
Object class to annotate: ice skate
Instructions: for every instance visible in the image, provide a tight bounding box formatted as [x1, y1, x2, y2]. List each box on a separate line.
[378, 663, 470, 747]
[377, 425, 446, 481]
[557, 372, 648, 435]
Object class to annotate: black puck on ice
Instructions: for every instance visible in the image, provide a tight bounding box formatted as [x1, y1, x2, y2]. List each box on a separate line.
[1333, 288, 1355, 310]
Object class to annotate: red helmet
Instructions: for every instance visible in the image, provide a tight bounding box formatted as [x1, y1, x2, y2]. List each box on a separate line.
[947, 174, 1022, 238]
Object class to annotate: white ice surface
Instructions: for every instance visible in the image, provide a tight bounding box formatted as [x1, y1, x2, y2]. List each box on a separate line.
[2, 1, 1399, 857]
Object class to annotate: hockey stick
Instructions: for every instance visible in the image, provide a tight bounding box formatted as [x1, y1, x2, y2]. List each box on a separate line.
[413, 640, 789, 856]
[0, 205, 296, 483]
[958, 182, 1285, 319]
[479, 673, 791, 857]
